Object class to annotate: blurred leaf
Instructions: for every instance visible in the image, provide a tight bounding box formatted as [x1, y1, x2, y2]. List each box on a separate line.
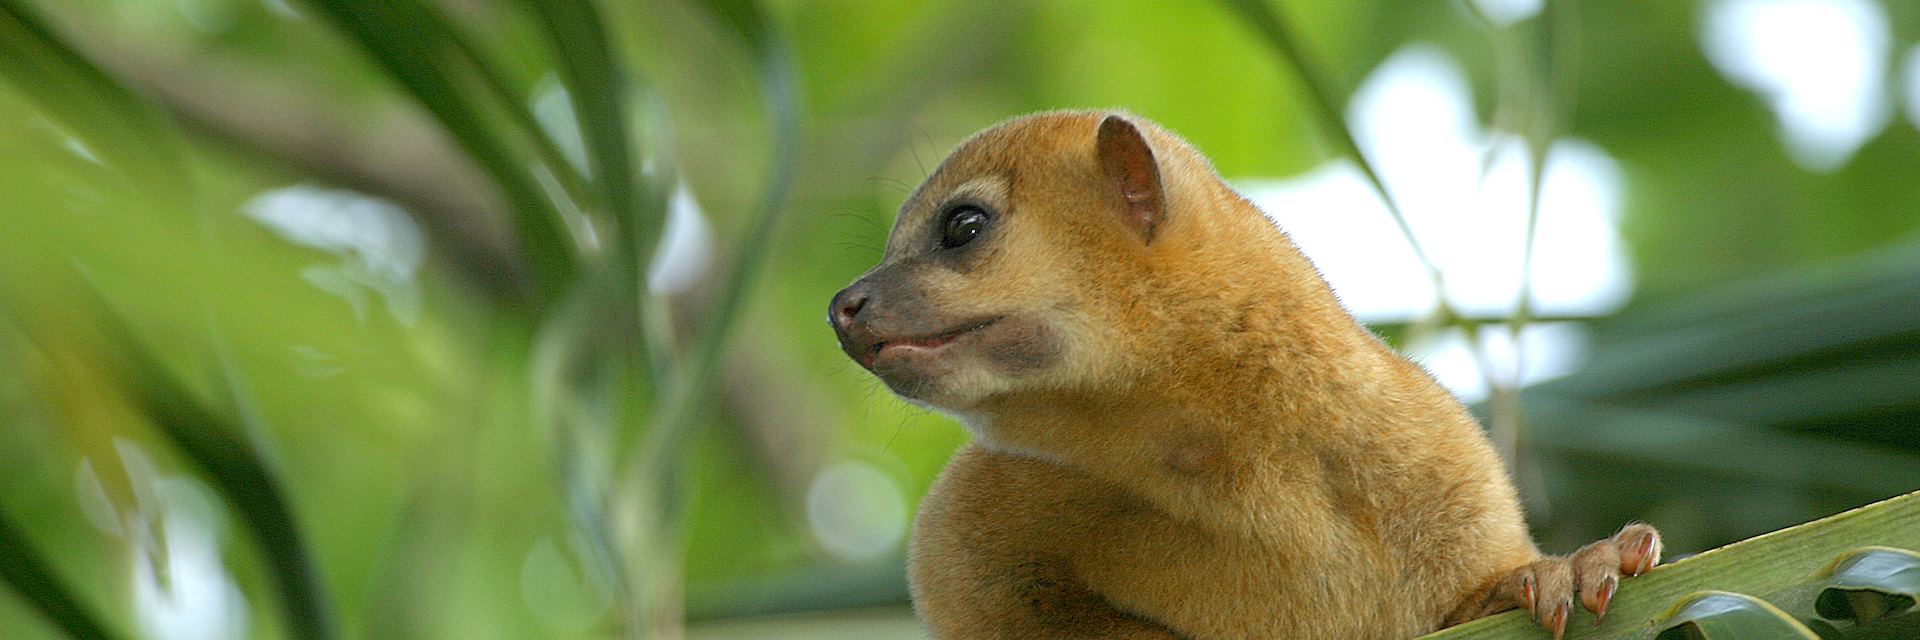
[92, 301, 337, 640]
[298, 0, 579, 297]
[1654, 591, 1819, 640]
[1521, 398, 1920, 499]
[410, 0, 595, 210]
[0, 506, 126, 640]
[528, 0, 639, 230]
[525, 0, 668, 395]
[635, 0, 800, 473]
[0, 0, 185, 197]
[691, 0, 768, 52]
[1505, 241, 1920, 549]
[1816, 547, 1920, 624]
[1539, 246, 1920, 402]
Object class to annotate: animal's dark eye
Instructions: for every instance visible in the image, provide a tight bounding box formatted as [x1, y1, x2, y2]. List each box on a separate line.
[940, 205, 991, 249]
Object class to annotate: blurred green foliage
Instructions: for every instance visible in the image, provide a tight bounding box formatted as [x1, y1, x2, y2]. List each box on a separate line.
[0, 0, 1918, 639]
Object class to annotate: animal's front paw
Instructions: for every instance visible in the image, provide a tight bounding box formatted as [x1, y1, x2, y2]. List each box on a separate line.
[1453, 524, 1662, 639]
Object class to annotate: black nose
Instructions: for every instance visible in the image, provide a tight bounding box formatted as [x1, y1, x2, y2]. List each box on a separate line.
[829, 285, 871, 333]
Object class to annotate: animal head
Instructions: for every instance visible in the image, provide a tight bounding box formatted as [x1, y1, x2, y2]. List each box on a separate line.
[829, 111, 1336, 425]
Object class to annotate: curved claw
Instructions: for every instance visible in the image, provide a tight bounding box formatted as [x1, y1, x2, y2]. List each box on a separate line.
[1443, 524, 1663, 635]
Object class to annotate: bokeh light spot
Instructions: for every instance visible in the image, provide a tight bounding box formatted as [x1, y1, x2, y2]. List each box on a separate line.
[806, 461, 907, 562]
[1703, 0, 1891, 171]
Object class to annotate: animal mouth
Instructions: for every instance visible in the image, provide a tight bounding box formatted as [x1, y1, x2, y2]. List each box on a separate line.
[861, 316, 1002, 368]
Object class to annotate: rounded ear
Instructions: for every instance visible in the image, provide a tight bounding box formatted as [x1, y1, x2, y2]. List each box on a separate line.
[1096, 115, 1165, 243]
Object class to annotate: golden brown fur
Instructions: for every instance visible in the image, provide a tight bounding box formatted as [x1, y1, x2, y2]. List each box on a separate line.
[828, 111, 1658, 639]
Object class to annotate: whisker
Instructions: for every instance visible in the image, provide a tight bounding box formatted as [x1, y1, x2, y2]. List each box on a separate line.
[903, 121, 931, 179]
[866, 176, 915, 195]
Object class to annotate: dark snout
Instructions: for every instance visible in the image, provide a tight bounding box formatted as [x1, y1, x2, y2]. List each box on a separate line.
[829, 278, 884, 369]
